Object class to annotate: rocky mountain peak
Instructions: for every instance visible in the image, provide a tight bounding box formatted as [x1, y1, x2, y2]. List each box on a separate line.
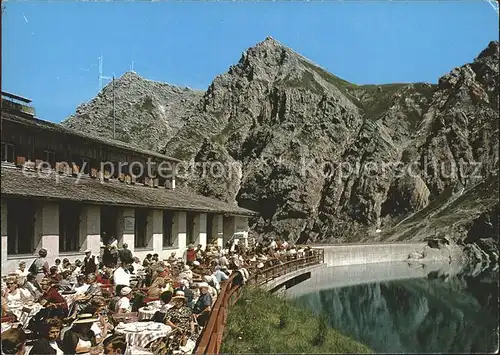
[118, 70, 141, 81]
[476, 40, 499, 61]
[62, 71, 204, 151]
[63, 39, 498, 255]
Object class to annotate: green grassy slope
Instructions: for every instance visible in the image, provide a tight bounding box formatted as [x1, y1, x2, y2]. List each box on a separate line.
[221, 286, 373, 354]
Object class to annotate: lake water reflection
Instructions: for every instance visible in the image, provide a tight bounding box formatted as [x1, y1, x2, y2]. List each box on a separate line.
[286, 261, 499, 353]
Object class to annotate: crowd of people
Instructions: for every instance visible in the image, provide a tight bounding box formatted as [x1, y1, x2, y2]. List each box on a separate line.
[1, 237, 314, 355]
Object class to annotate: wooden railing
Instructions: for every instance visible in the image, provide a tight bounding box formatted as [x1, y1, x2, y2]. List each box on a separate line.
[194, 248, 324, 355]
[251, 249, 324, 287]
[194, 273, 242, 355]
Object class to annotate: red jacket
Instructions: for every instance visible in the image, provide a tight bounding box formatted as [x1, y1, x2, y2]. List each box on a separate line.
[42, 287, 68, 311]
[186, 249, 197, 262]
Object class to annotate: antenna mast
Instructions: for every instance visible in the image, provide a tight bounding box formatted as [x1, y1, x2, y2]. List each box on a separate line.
[98, 55, 112, 92]
[97, 55, 116, 139]
[113, 76, 116, 139]
[485, 0, 499, 14]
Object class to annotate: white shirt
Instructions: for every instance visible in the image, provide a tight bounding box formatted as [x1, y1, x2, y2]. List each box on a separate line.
[75, 284, 90, 295]
[113, 267, 130, 286]
[7, 288, 32, 303]
[15, 269, 29, 285]
[91, 322, 102, 338]
[116, 297, 131, 312]
[132, 262, 144, 274]
[49, 341, 64, 355]
[270, 241, 277, 249]
[210, 274, 220, 290]
[69, 266, 81, 284]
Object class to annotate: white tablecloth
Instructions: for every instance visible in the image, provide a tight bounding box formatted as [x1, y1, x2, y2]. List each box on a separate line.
[114, 321, 171, 348]
[62, 293, 77, 307]
[7, 303, 43, 326]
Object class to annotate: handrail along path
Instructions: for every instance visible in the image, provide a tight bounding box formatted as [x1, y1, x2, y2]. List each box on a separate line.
[194, 248, 325, 354]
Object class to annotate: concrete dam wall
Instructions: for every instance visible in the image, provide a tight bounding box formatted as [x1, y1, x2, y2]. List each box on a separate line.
[318, 242, 430, 267]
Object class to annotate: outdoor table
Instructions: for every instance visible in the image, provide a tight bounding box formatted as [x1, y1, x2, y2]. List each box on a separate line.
[138, 306, 158, 321]
[7, 302, 43, 326]
[114, 321, 171, 349]
[138, 304, 172, 320]
[62, 293, 77, 307]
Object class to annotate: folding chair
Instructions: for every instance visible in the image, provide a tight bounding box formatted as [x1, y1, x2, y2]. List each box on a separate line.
[18, 307, 32, 328]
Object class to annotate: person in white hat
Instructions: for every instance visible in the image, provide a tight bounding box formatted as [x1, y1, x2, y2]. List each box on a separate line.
[182, 265, 193, 281]
[164, 291, 193, 336]
[212, 266, 229, 284]
[62, 313, 98, 354]
[202, 275, 216, 295]
[192, 283, 212, 327]
[115, 287, 133, 313]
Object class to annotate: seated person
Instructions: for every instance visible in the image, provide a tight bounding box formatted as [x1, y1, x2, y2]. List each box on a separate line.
[62, 314, 98, 354]
[58, 270, 73, 292]
[151, 291, 173, 323]
[103, 334, 127, 355]
[164, 291, 194, 338]
[1, 327, 27, 355]
[40, 278, 68, 317]
[29, 318, 64, 355]
[115, 287, 133, 313]
[148, 277, 167, 298]
[48, 266, 62, 283]
[5, 277, 33, 303]
[192, 283, 212, 327]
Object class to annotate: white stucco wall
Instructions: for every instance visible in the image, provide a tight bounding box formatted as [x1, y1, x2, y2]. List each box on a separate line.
[197, 213, 207, 247]
[40, 203, 60, 262]
[0, 201, 250, 274]
[215, 215, 223, 247]
[119, 208, 136, 253]
[81, 205, 101, 255]
[1, 199, 8, 268]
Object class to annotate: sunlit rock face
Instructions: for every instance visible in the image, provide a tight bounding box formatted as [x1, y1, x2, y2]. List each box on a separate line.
[293, 263, 498, 353]
[64, 40, 499, 255]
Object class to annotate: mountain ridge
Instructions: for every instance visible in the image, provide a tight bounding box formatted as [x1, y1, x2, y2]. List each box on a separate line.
[62, 38, 499, 263]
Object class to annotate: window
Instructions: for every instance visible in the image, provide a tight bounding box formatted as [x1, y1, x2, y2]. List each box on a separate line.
[44, 149, 56, 168]
[1, 143, 15, 162]
[101, 207, 118, 244]
[7, 200, 36, 255]
[163, 210, 174, 247]
[186, 212, 195, 244]
[59, 203, 82, 252]
[72, 156, 91, 175]
[135, 209, 149, 248]
[81, 157, 90, 175]
[206, 213, 215, 244]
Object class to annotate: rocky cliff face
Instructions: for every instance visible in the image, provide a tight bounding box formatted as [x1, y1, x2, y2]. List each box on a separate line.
[63, 38, 499, 248]
[62, 72, 204, 152]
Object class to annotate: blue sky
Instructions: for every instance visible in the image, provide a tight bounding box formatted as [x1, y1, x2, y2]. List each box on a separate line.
[2, 1, 498, 123]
